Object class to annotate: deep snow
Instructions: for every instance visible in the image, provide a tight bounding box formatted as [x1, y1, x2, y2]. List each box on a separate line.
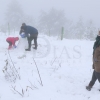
[0, 32, 100, 100]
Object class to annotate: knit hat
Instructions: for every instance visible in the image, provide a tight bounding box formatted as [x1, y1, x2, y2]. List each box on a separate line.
[22, 23, 26, 26]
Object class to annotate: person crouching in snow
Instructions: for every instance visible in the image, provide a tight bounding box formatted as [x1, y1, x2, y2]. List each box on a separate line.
[6, 37, 19, 50]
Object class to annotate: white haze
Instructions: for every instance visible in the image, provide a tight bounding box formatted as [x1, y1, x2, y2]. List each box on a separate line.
[0, 0, 100, 27]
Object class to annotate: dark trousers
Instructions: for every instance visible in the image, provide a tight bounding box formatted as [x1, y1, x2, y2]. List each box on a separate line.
[6, 40, 12, 46]
[89, 70, 100, 87]
[27, 36, 37, 49]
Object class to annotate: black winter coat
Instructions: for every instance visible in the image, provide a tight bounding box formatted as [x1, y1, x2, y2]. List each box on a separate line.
[20, 25, 38, 37]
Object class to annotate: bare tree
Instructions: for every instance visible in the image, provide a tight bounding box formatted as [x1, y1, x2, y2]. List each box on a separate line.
[84, 20, 97, 40]
[74, 16, 85, 39]
[5, 0, 35, 32]
[5, 0, 24, 31]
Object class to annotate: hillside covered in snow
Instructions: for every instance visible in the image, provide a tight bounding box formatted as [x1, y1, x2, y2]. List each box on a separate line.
[0, 32, 100, 100]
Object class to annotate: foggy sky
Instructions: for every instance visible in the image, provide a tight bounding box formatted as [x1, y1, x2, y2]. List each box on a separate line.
[0, 0, 100, 27]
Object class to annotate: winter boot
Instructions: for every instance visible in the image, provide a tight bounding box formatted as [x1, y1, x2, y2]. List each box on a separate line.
[25, 48, 31, 51]
[33, 47, 37, 50]
[86, 85, 92, 91]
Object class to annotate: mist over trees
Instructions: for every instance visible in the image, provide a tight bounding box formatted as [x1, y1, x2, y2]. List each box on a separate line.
[4, 0, 35, 32]
[84, 20, 97, 40]
[0, 0, 98, 40]
[5, 0, 24, 31]
[38, 8, 67, 36]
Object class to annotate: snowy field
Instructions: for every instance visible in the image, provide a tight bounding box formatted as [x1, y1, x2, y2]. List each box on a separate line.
[0, 32, 100, 100]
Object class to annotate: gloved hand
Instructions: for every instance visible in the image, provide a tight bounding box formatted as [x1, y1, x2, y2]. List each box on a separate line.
[13, 45, 17, 48]
[20, 34, 26, 38]
[20, 34, 22, 36]
[20, 34, 23, 38]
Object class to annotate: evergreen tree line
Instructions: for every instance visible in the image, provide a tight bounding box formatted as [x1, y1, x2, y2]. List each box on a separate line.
[0, 0, 97, 40]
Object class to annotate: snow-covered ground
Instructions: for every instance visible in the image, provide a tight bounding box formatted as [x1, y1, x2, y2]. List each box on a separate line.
[0, 32, 100, 100]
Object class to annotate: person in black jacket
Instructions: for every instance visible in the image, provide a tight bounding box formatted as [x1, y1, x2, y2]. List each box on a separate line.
[86, 31, 100, 91]
[20, 23, 38, 51]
